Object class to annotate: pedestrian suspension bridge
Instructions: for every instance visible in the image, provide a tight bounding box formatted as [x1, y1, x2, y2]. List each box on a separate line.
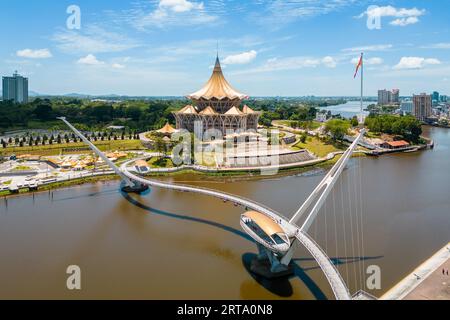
[59, 117, 370, 300]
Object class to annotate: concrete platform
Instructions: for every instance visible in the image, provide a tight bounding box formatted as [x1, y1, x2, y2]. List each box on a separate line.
[381, 243, 450, 300]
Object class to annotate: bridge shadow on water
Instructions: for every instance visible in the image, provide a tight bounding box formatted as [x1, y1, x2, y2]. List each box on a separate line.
[293, 256, 384, 273]
[121, 191, 382, 300]
[51, 188, 119, 202]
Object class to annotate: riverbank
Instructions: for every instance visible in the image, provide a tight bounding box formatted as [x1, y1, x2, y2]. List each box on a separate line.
[0, 154, 341, 197]
[0, 140, 424, 198]
[0, 173, 120, 198]
[381, 242, 450, 300]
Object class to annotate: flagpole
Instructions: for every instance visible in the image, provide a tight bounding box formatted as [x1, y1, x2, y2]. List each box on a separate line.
[360, 52, 364, 124]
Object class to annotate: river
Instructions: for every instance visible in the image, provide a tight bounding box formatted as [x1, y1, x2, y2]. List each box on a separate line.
[322, 101, 372, 119]
[0, 126, 449, 299]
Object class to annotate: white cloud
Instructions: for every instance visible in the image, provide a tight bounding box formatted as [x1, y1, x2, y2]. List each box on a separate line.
[342, 44, 392, 53]
[223, 50, 257, 65]
[421, 43, 450, 49]
[359, 5, 425, 27]
[112, 63, 126, 69]
[159, 0, 204, 13]
[254, 0, 359, 27]
[393, 57, 441, 70]
[52, 25, 139, 54]
[77, 54, 105, 65]
[390, 16, 419, 26]
[322, 56, 337, 68]
[234, 55, 338, 74]
[16, 48, 52, 59]
[351, 57, 383, 65]
[125, 0, 216, 30]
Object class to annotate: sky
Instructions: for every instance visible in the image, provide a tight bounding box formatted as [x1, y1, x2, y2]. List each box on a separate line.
[0, 0, 449, 97]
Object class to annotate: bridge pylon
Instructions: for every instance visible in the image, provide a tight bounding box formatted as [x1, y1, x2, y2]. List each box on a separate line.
[249, 242, 296, 278]
[58, 117, 149, 194]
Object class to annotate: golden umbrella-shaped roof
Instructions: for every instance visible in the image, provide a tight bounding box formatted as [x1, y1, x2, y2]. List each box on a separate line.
[187, 57, 248, 101]
[157, 123, 178, 134]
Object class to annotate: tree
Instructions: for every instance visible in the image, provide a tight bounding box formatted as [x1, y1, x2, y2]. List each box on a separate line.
[33, 102, 54, 121]
[351, 116, 359, 127]
[365, 114, 422, 143]
[325, 119, 350, 141]
[154, 137, 167, 158]
[300, 132, 308, 143]
[125, 106, 142, 121]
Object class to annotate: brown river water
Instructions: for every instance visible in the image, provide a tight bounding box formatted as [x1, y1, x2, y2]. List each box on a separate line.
[0, 126, 449, 300]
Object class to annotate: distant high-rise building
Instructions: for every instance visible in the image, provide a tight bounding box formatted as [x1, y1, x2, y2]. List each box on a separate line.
[2, 71, 28, 103]
[400, 100, 413, 114]
[378, 89, 390, 105]
[378, 89, 399, 105]
[391, 89, 399, 104]
[413, 93, 432, 121]
[440, 95, 448, 102]
[432, 91, 440, 102]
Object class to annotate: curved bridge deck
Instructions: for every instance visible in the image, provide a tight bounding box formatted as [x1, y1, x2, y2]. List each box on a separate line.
[122, 159, 351, 300]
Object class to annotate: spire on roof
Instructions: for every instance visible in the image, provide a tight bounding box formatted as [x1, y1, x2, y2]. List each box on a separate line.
[216, 40, 219, 59]
[213, 55, 222, 73]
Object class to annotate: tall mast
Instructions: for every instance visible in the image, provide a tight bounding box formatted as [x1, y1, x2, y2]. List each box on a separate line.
[360, 52, 364, 124]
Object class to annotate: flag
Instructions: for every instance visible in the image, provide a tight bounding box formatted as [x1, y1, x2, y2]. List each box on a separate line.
[354, 54, 363, 78]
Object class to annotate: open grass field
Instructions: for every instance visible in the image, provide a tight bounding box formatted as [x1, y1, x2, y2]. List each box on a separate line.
[293, 136, 345, 157]
[0, 139, 145, 157]
[274, 120, 322, 130]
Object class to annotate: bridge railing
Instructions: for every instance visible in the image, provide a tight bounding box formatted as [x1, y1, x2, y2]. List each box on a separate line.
[121, 158, 289, 221]
[297, 231, 351, 300]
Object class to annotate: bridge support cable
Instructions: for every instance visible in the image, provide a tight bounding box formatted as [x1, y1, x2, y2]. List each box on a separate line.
[58, 117, 142, 190]
[357, 147, 366, 291]
[339, 176, 350, 287]
[331, 181, 339, 277]
[289, 130, 366, 232]
[296, 231, 352, 300]
[347, 165, 357, 292]
[353, 156, 363, 290]
[324, 192, 328, 258]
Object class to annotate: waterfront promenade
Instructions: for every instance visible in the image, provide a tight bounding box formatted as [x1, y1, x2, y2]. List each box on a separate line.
[381, 243, 450, 300]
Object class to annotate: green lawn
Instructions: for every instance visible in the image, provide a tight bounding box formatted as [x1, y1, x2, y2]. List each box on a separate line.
[365, 131, 382, 139]
[194, 151, 217, 167]
[293, 136, 344, 157]
[0, 139, 145, 156]
[12, 165, 32, 171]
[275, 120, 322, 130]
[148, 157, 175, 168]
